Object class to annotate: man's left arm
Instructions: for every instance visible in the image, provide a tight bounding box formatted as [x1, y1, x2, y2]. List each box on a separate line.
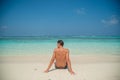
[44, 49, 56, 72]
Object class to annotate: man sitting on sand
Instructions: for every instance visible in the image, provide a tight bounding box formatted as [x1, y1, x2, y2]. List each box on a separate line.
[44, 40, 75, 74]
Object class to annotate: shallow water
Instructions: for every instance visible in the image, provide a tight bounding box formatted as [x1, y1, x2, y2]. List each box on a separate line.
[0, 36, 120, 56]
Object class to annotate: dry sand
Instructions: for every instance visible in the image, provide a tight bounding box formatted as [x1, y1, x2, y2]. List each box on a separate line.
[0, 55, 120, 80]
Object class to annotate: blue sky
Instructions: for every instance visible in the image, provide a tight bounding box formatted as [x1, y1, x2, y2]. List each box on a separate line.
[0, 0, 120, 36]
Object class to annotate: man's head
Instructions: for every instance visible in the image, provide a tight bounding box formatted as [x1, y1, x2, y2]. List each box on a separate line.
[57, 40, 64, 48]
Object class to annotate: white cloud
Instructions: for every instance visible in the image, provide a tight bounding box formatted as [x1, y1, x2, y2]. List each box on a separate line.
[0, 26, 8, 31]
[76, 8, 86, 15]
[101, 15, 119, 26]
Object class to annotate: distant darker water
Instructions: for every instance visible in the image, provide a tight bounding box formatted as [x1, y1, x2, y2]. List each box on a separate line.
[0, 36, 120, 56]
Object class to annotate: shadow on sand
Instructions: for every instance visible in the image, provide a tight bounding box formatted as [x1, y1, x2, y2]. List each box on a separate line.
[48, 68, 57, 72]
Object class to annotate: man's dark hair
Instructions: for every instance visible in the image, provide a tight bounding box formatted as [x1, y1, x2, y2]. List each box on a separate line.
[57, 40, 64, 46]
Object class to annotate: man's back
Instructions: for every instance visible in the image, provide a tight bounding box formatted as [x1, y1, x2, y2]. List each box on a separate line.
[44, 40, 75, 74]
[54, 48, 68, 67]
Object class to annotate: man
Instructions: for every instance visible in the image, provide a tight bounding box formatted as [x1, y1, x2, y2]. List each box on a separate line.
[44, 40, 75, 75]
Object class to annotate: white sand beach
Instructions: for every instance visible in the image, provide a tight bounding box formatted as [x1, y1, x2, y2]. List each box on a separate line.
[0, 55, 120, 80]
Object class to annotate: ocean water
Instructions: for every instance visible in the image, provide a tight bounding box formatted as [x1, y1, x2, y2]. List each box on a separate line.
[0, 36, 120, 56]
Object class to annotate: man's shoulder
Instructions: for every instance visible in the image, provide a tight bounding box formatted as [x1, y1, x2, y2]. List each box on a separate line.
[54, 47, 69, 51]
[64, 48, 69, 52]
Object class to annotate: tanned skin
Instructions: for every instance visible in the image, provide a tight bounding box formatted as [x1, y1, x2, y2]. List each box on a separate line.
[44, 43, 75, 75]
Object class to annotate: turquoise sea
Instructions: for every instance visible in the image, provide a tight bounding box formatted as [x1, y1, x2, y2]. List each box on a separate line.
[0, 36, 120, 56]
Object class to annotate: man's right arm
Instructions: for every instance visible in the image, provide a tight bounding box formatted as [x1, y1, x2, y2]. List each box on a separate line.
[66, 49, 75, 75]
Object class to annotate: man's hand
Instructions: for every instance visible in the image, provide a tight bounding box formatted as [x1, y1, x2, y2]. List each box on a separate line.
[70, 71, 75, 75]
[44, 69, 49, 73]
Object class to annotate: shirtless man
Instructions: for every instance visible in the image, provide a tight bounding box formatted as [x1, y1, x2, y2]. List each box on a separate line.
[44, 40, 75, 75]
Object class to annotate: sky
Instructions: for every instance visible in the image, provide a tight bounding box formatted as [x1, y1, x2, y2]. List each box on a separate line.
[0, 0, 120, 36]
